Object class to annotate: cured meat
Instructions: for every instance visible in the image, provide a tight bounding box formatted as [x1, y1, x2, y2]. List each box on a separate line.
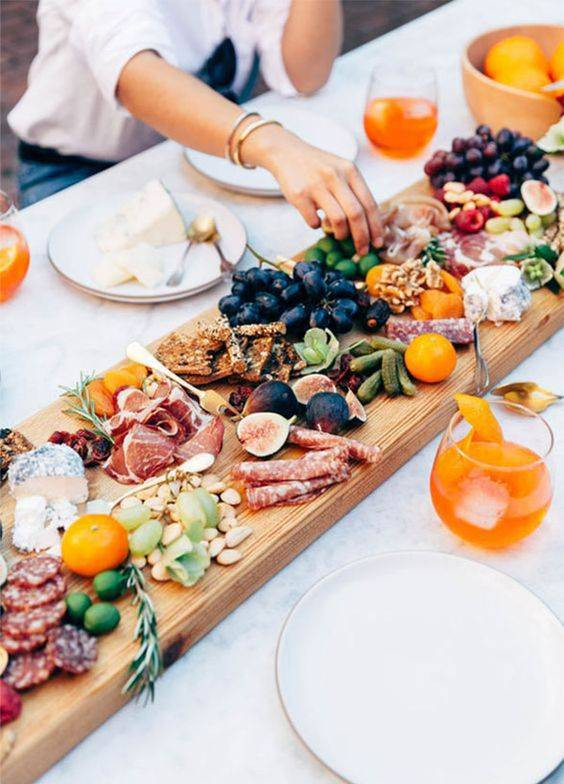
[386, 317, 474, 345]
[2, 573, 66, 611]
[9, 555, 61, 587]
[0, 632, 47, 654]
[274, 488, 329, 506]
[46, 625, 97, 675]
[105, 423, 176, 484]
[246, 464, 351, 510]
[288, 426, 382, 464]
[3, 650, 56, 691]
[440, 229, 530, 278]
[174, 416, 225, 462]
[381, 198, 450, 265]
[232, 446, 348, 485]
[2, 600, 66, 638]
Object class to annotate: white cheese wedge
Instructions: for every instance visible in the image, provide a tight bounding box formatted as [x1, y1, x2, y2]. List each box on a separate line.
[110, 243, 164, 288]
[462, 264, 531, 324]
[96, 179, 185, 252]
[8, 444, 88, 503]
[92, 255, 133, 288]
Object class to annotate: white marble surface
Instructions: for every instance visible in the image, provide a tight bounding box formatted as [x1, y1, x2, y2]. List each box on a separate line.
[1, 0, 562, 781]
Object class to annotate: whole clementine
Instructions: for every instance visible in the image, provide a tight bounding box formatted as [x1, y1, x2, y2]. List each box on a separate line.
[484, 35, 549, 79]
[494, 64, 551, 94]
[550, 41, 564, 81]
[62, 515, 129, 577]
[404, 333, 457, 383]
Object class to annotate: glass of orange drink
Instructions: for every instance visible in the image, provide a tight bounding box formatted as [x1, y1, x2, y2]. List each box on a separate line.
[430, 396, 553, 548]
[0, 190, 30, 303]
[363, 62, 438, 157]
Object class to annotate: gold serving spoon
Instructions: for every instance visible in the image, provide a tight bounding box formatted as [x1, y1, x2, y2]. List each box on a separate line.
[492, 382, 562, 413]
[126, 342, 239, 418]
[166, 214, 218, 287]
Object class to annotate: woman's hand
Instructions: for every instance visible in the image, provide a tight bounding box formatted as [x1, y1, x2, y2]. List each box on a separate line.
[243, 124, 383, 255]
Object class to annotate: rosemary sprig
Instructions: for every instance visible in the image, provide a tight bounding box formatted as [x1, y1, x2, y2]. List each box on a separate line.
[421, 237, 446, 267]
[122, 563, 162, 705]
[59, 371, 114, 443]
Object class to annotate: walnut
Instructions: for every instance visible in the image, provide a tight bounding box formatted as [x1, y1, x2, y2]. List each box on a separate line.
[425, 260, 444, 289]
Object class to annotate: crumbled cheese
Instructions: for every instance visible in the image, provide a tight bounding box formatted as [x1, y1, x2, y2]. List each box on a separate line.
[8, 443, 88, 502]
[46, 498, 78, 530]
[12, 494, 78, 553]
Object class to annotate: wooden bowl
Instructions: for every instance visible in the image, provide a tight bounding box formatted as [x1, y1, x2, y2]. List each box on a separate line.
[462, 24, 563, 140]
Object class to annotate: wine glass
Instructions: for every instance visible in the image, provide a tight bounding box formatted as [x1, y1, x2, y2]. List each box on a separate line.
[363, 62, 438, 157]
[0, 190, 30, 302]
[430, 400, 554, 548]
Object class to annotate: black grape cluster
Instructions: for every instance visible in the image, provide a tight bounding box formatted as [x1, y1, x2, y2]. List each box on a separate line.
[218, 262, 366, 334]
[424, 124, 549, 197]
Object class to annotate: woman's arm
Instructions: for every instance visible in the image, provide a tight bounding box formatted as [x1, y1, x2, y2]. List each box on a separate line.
[282, 0, 343, 94]
[117, 51, 382, 252]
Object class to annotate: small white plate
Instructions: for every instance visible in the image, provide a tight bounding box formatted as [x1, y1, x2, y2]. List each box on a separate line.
[184, 105, 358, 196]
[277, 551, 564, 784]
[48, 192, 246, 303]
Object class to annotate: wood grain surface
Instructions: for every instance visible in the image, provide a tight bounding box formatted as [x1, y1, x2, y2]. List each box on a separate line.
[1, 180, 562, 784]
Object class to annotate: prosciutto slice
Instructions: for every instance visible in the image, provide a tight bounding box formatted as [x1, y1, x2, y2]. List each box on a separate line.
[441, 229, 530, 278]
[105, 424, 176, 483]
[288, 426, 382, 463]
[246, 464, 351, 510]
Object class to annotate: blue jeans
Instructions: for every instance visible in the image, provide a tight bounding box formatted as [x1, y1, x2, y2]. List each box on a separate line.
[18, 156, 113, 208]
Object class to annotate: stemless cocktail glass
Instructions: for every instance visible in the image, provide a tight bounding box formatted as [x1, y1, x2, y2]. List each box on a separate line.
[0, 191, 30, 302]
[430, 401, 553, 548]
[363, 62, 438, 157]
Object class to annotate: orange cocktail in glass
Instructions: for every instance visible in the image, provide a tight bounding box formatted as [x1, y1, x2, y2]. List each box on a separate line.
[364, 63, 438, 157]
[0, 191, 30, 302]
[430, 399, 553, 548]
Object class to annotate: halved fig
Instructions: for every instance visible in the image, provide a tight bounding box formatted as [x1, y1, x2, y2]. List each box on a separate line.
[292, 374, 337, 406]
[236, 412, 290, 457]
[521, 181, 557, 217]
[345, 389, 367, 423]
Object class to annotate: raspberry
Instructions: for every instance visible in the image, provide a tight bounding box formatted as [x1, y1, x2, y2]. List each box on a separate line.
[477, 205, 492, 221]
[466, 177, 490, 195]
[488, 174, 511, 197]
[454, 209, 485, 234]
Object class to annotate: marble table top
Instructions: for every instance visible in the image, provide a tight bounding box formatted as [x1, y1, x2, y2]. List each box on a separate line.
[1, 0, 562, 781]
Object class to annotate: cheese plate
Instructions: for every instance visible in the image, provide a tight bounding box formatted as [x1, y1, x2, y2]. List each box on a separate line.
[47, 191, 246, 303]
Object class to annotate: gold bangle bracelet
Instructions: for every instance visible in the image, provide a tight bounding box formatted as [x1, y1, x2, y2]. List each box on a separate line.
[225, 111, 261, 163]
[233, 119, 283, 169]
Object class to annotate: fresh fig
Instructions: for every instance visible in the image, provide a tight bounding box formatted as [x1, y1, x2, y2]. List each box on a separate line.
[292, 374, 337, 406]
[242, 380, 298, 419]
[305, 392, 349, 434]
[521, 181, 557, 217]
[236, 412, 290, 456]
[345, 389, 367, 423]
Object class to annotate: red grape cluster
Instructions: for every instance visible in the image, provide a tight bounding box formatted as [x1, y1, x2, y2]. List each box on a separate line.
[424, 125, 549, 198]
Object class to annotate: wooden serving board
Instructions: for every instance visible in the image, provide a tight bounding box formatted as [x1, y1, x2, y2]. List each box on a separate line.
[1, 180, 562, 784]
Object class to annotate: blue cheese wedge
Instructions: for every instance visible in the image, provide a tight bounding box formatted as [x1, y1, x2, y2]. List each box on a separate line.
[462, 264, 531, 324]
[96, 179, 186, 252]
[8, 444, 88, 502]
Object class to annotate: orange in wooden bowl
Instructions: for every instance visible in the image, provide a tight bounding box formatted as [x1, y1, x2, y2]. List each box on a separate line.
[462, 25, 563, 140]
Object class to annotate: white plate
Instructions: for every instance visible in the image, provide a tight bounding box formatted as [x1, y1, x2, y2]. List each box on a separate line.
[48, 192, 246, 303]
[184, 105, 358, 196]
[277, 551, 564, 784]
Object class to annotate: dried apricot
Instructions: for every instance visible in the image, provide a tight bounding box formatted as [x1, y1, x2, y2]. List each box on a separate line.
[411, 305, 431, 321]
[454, 394, 503, 443]
[404, 333, 457, 383]
[85, 379, 115, 418]
[365, 263, 396, 295]
[122, 363, 148, 386]
[420, 289, 464, 319]
[103, 367, 140, 395]
[440, 269, 463, 298]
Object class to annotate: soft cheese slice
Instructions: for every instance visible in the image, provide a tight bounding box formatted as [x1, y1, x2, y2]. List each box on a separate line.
[96, 179, 186, 252]
[92, 255, 133, 288]
[110, 243, 164, 288]
[8, 444, 88, 502]
[462, 264, 531, 324]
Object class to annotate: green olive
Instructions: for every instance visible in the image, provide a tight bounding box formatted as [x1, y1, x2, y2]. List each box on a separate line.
[65, 592, 92, 625]
[335, 259, 357, 279]
[358, 253, 380, 277]
[325, 250, 344, 269]
[304, 247, 326, 263]
[339, 237, 355, 256]
[93, 570, 126, 601]
[84, 603, 121, 635]
[316, 235, 340, 254]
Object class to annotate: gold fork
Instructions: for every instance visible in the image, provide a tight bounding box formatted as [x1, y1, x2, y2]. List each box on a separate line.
[126, 342, 240, 418]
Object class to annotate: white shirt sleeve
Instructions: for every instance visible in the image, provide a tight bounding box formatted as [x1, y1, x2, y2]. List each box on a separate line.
[250, 0, 298, 97]
[69, 0, 178, 110]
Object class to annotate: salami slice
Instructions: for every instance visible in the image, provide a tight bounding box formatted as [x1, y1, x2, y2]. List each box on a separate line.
[2, 600, 66, 638]
[9, 556, 61, 588]
[2, 574, 66, 612]
[46, 625, 97, 675]
[0, 633, 47, 654]
[3, 650, 56, 691]
[246, 463, 351, 510]
[386, 317, 474, 345]
[288, 426, 381, 464]
[232, 446, 348, 485]
[273, 488, 329, 506]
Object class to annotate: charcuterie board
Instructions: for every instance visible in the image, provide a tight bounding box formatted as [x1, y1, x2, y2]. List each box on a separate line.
[1, 179, 562, 784]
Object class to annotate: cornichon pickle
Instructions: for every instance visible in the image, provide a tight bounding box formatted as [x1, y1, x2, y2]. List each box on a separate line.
[396, 354, 417, 397]
[357, 370, 382, 403]
[381, 350, 400, 396]
[368, 336, 408, 355]
[349, 350, 384, 374]
[350, 340, 375, 357]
